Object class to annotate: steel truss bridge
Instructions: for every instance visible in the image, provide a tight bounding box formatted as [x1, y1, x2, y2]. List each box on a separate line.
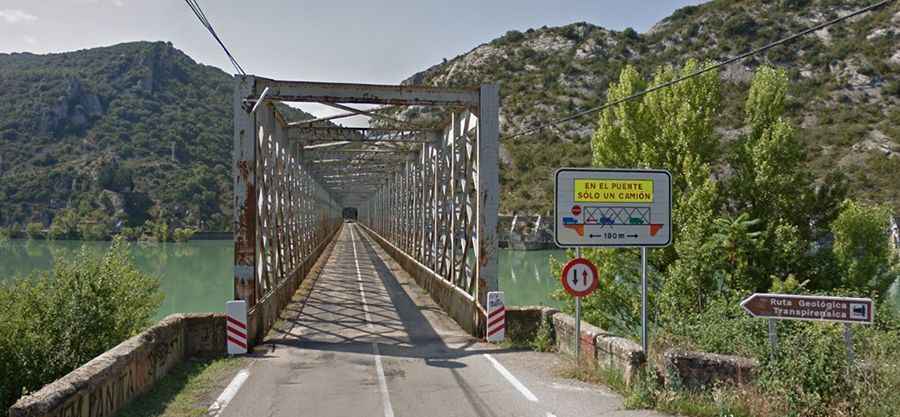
[232, 75, 499, 344]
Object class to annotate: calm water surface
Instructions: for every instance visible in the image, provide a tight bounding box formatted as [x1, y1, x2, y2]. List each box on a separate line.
[0, 240, 565, 319]
[3, 240, 897, 318]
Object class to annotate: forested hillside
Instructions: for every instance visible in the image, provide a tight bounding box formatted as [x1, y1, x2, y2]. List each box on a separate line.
[0, 41, 316, 233]
[404, 0, 900, 214]
[2, 0, 900, 229]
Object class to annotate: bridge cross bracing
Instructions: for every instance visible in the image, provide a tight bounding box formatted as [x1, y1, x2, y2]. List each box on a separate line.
[233, 75, 499, 345]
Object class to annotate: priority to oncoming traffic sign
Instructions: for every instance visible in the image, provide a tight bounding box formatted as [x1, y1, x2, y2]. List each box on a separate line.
[555, 168, 672, 247]
[560, 258, 599, 298]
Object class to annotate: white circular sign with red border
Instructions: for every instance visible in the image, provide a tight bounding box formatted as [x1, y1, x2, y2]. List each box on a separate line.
[560, 258, 599, 297]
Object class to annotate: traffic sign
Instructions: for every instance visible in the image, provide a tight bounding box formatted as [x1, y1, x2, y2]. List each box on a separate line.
[555, 168, 672, 247]
[740, 293, 874, 324]
[560, 258, 599, 297]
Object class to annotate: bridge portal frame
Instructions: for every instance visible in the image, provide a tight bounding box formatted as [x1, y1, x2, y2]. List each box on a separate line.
[234, 75, 499, 340]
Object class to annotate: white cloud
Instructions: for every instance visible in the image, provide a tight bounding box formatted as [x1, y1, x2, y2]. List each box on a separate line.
[23, 35, 37, 45]
[0, 9, 37, 24]
[113, 0, 125, 7]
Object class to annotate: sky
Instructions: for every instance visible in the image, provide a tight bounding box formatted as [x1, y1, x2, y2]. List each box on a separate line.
[0, 0, 704, 118]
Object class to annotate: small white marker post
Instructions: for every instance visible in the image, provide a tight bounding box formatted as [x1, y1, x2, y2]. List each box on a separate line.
[486, 291, 506, 343]
[226, 300, 248, 355]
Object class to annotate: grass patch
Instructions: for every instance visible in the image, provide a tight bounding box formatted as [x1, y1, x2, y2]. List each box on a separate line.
[555, 357, 758, 417]
[115, 357, 246, 417]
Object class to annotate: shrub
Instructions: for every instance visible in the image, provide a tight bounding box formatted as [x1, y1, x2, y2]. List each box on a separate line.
[79, 222, 110, 241]
[25, 222, 43, 239]
[118, 226, 142, 241]
[0, 238, 163, 410]
[172, 227, 196, 242]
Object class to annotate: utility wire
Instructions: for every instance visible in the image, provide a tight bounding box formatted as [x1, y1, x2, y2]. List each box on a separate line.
[506, 0, 897, 140]
[184, 0, 246, 75]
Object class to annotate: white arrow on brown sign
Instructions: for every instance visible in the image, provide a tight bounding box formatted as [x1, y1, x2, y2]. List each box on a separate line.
[740, 293, 874, 324]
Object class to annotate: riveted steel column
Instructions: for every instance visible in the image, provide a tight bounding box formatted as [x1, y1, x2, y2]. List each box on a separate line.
[476, 84, 500, 308]
[233, 75, 257, 306]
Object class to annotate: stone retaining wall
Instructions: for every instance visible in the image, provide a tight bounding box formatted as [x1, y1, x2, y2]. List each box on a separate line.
[358, 223, 484, 336]
[9, 313, 226, 417]
[662, 350, 758, 389]
[552, 311, 645, 385]
[505, 306, 557, 342]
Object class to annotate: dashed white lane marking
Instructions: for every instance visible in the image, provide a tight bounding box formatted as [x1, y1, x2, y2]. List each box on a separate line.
[350, 226, 395, 417]
[546, 413, 558, 417]
[484, 353, 539, 402]
[207, 369, 250, 416]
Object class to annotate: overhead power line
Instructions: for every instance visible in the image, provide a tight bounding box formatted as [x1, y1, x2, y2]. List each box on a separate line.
[184, 0, 246, 76]
[506, 0, 897, 140]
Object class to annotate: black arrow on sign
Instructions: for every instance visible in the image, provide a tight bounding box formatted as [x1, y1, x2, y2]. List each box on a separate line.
[626, 234, 639, 238]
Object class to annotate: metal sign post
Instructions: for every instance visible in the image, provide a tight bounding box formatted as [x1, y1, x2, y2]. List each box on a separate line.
[560, 253, 598, 361]
[575, 247, 582, 359]
[555, 168, 672, 357]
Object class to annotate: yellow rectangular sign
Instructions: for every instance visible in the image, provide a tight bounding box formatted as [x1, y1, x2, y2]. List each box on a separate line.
[574, 179, 654, 203]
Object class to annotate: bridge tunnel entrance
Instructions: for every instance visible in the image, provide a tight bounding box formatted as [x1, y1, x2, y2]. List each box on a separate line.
[233, 76, 500, 343]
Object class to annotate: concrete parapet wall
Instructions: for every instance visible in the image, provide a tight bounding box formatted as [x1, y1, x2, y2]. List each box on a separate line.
[359, 224, 483, 336]
[246, 224, 341, 346]
[9, 313, 226, 417]
[662, 349, 758, 389]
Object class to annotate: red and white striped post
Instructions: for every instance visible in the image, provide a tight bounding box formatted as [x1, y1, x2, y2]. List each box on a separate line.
[226, 300, 248, 354]
[486, 291, 505, 342]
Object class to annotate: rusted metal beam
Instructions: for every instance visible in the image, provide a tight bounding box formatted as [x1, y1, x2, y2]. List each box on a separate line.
[233, 75, 258, 306]
[255, 77, 480, 106]
[476, 84, 500, 309]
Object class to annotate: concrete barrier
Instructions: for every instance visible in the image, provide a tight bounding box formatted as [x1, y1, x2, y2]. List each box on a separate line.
[9, 313, 226, 417]
[662, 349, 758, 389]
[246, 224, 341, 346]
[358, 224, 484, 336]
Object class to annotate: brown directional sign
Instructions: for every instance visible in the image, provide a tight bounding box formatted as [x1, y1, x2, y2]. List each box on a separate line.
[740, 293, 874, 324]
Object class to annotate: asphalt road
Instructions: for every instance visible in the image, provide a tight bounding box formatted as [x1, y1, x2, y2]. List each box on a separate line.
[220, 224, 667, 417]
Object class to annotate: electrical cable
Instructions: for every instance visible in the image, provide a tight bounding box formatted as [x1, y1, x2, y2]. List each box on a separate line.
[183, 0, 246, 75]
[506, 0, 897, 140]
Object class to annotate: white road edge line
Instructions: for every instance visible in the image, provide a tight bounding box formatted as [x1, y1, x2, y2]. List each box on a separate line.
[484, 353, 539, 402]
[350, 226, 396, 417]
[207, 369, 250, 416]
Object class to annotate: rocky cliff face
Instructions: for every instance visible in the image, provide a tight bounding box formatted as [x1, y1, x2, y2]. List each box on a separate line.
[403, 0, 900, 214]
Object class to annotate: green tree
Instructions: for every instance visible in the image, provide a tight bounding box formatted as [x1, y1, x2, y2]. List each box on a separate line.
[831, 200, 897, 297]
[0, 238, 162, 409]
[25, 222, 43, 239]
[578, 60, 721, 334]
[48, 209, 79, 240]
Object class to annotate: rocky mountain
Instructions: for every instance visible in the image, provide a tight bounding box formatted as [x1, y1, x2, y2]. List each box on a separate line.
[0, 41, 314, 231]
[403, 0, 900, 214]
[2, 0, 900, 229]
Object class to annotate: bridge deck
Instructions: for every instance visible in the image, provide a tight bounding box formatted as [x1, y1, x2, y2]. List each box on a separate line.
[221, 224, 664, 417]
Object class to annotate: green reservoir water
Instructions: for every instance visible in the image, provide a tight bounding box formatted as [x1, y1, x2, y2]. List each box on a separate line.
[0, 240, 564, 319]
[3, 239, 897, 318]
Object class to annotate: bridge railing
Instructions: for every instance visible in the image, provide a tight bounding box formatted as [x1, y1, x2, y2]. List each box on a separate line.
[361, 85, 499, 311]
[233, 75, 342, 344]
